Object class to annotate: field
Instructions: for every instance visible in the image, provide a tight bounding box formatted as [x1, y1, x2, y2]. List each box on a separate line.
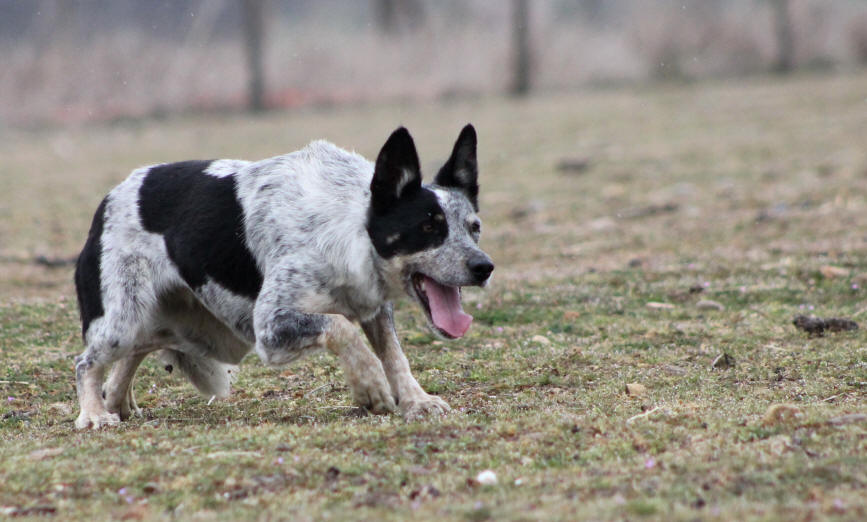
[2, 73, 867, 520]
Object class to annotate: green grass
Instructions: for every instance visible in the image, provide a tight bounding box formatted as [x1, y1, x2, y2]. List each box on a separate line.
[2, 72, 867, 520]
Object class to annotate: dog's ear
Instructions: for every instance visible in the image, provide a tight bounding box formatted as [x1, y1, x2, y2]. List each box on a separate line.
[434, 124, 478, 211]
[370, 127, 422, 215]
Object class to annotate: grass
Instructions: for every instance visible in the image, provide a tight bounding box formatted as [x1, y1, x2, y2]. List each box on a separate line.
[2, 72, 867, 520]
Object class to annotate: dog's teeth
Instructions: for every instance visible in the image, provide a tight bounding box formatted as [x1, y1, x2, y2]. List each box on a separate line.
[420, 280, 426, 292]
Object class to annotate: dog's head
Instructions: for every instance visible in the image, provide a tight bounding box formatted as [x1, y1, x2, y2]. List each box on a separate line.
[367, 125, 494, 339]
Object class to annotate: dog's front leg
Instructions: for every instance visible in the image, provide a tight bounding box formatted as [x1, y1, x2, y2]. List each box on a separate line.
[253, 295, 395, 414]
[361, 304, 451, 420]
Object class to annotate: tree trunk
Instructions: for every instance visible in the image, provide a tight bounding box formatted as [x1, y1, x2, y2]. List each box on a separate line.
[374, 0, 424, 35]
[242, 0, 266, 112]
[510, 0, 531, 96]
[772, 0, 795, 73]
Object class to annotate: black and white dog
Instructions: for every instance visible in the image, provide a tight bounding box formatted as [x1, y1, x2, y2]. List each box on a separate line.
[73, 125, 493, 429]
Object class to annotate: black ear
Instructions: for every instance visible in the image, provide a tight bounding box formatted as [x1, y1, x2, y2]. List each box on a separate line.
[370, 127, 422, 215]
[434, 124, 479, 211]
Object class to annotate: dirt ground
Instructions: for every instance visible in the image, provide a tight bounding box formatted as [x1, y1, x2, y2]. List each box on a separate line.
[2, 72, 867, 520]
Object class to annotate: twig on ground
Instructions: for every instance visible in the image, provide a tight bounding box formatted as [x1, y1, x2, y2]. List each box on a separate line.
[305, 384, 331, 398]
[626, 405, 663, 424]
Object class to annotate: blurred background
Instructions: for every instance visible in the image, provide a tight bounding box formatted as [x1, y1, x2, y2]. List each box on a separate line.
[3, 0, 867, 127]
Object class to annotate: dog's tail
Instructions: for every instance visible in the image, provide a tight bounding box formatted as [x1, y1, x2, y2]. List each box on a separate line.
[157, 349, 237, 398]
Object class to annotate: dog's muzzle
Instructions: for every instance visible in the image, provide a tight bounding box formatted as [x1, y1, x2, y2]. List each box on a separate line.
[467, 254, 494, 285]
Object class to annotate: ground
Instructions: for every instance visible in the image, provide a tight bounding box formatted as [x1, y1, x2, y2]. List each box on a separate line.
[2, 73, 867, 520]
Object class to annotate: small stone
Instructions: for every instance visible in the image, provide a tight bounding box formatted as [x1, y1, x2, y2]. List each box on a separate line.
[646, 302, 675, 310]
[696, 300, 724, 311]
[625, 383, 647, 397]
[530, 335, 550, 345]
[475, 470, 497, 486]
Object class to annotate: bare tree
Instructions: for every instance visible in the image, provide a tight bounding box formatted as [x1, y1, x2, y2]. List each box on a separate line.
[374, 0, 424, 35]
[510, 0, 531, 96]
[771, 0, 795, 73]
[242, 0, 266, 112]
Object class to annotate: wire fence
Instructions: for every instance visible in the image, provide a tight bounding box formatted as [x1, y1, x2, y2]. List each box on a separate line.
[1, 0, 866, 126]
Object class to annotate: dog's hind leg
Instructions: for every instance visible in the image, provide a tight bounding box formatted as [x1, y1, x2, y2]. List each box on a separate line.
[74, 351, 118, 430]
[361, 304, 450, 420]
[75, 250, 163, 429]
[75, 321, 155, 430]
[104, 351, 152, 421]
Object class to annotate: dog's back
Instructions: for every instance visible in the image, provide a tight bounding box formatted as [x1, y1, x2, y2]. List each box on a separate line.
[75, 142, 378, 343]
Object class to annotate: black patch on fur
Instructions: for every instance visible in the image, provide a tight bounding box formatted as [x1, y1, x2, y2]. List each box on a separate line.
[434, 124, 479, 211]
[367, 186, 448, 258]
[370, 127, 422, 215]
[138, 160, 263, 298]
[75, 196, 108, 339]
[367, 127, 448, 258]
[264, 309, 327, 349]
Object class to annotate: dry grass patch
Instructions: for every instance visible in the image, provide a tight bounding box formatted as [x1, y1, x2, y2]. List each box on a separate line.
[2, 72, 867, 520]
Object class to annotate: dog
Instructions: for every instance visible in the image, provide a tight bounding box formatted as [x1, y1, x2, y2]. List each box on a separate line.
[72, 124, 494, 429]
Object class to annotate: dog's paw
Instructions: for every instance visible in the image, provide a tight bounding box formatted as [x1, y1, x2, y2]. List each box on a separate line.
[74, 410, 121, 430]
[116, 389, 143, 421]
[400, 394, 451, 421]
[350, 376, 397, 415]
[109, 401, 142, 421]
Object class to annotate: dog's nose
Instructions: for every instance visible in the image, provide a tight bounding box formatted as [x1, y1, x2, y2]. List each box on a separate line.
[468, 256, 494, 282]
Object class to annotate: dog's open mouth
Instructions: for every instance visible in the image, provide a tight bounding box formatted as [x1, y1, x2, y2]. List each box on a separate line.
[411, 273, 473, 339]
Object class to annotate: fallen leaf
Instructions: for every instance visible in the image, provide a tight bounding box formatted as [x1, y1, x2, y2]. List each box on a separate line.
[646, 302, 675, 310]
[711, 353, 735, 370]
[793, 315, 858, 336]
[325, 466, 340, 482]
[29, 448, 63, 460]
[530, 335, 550, 345]
[819, 265, 849, 278]
[762, 404, 802, 426]
[662, 365, 687, 376]
[696, 300, 724, 311]
[827, 413, 867, 426]
[46, 402, 72, 416]
[556, 157, 590, 174]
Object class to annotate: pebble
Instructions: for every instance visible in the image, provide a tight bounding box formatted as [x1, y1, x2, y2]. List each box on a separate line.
[476, 470, 497, 486]
[625, 383, 647, 397]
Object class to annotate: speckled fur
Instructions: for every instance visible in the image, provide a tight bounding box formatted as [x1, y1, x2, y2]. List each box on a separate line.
[72, 125, 492, 429]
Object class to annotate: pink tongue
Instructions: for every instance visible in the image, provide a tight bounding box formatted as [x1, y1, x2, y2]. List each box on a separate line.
[424, 276, 473, 338]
